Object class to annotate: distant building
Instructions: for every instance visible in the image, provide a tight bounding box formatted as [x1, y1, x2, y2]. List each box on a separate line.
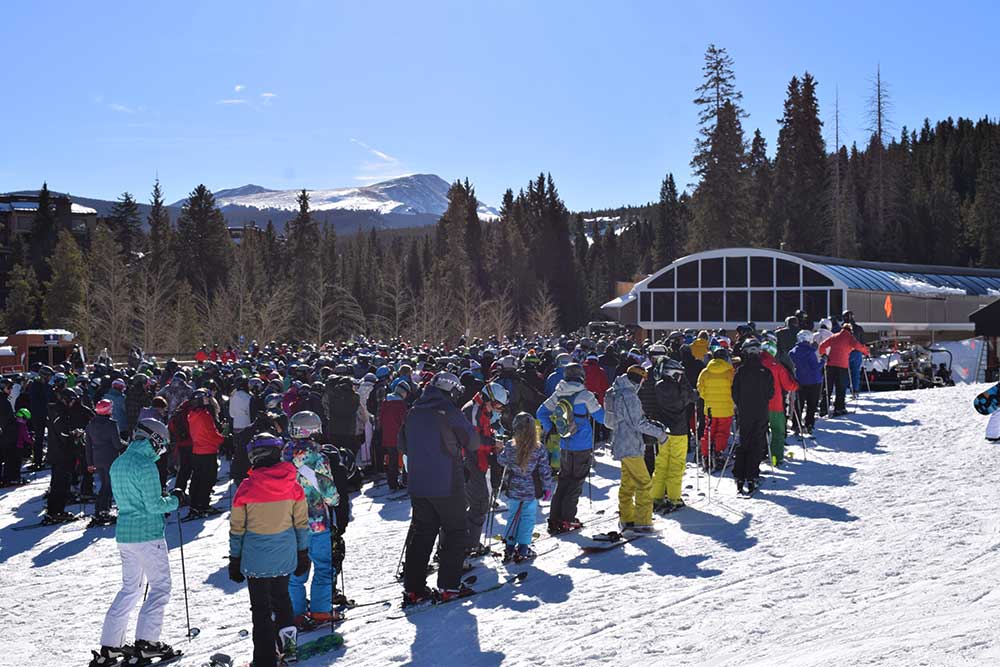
[228, 223, 261, 244]
[0, 190, 98, 247]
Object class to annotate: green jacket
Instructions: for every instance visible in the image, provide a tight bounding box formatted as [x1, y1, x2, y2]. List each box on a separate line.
[110, 438, 179, 543]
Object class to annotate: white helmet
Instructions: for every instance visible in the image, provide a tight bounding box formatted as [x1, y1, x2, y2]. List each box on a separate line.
[797, 330, 814, 344]
[430, 372, 461, 394]
[483, 382, 509, 406]
[819, 318, 832, 331]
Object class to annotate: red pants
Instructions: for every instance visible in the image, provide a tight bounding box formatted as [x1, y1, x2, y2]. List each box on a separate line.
[700, 416, 732, 457]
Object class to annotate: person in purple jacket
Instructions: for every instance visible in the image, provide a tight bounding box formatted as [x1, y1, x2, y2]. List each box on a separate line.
[497, 412, 554, 562]
[790, 330, 825, 435]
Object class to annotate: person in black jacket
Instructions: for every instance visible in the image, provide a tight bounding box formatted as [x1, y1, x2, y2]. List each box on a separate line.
[679, 344, 706, 442]
[85, 399, 124, 524]
[0, 379, 19, 485]
[730, 340, 774, 496]
[45, 389, 93, 523]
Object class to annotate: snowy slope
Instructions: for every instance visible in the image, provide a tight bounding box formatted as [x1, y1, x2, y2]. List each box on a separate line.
[2, 385, 999, 667]
[209, 174, 500, 219]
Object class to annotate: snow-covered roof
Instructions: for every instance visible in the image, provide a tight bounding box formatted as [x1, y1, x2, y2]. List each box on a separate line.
[0, 346, 14, 356]
[601, 292, 637, 310]
[71, 203, 97, 215]
[14, 329, 74, 338]
[10, 201, 37, 211]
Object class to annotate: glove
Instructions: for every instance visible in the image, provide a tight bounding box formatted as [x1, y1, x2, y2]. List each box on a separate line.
[294, 550, 311, 577]
[543, 488, 553, 502]
[170, 488, 187, 505]
[228, 557, 245, 583]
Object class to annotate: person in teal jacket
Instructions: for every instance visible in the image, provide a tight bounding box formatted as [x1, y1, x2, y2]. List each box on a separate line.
[93, 419, 182, 667]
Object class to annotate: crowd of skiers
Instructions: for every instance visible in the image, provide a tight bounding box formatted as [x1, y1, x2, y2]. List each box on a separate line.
[2, 311, 872, 666]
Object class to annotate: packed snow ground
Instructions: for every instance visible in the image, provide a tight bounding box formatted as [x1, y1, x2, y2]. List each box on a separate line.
[2, 384, 999, 667]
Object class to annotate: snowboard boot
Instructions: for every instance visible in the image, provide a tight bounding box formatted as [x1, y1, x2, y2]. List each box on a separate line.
[89, 645, 129, 667]
[277, 626, 298, 663]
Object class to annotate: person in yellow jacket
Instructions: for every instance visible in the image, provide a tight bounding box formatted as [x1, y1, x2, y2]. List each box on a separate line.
[690, 331, 711, 363]
[696, 348, 735, 471]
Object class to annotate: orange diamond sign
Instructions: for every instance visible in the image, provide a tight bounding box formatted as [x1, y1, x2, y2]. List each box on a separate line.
[884, 295, 893, 319]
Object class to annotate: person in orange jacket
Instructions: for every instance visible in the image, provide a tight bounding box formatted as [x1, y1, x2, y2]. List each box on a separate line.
[761, 346, 799, 466]
[186, 389, 224, 517]
[817, 324, 870, 416]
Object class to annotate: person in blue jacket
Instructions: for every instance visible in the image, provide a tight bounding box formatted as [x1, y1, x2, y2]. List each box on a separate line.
[790, 330, 825, 435]
[397, 372, 479, 606]
[537, 363, 605, 534]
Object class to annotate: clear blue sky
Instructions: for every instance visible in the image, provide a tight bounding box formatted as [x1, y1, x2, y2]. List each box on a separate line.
[2, 1, 996, 211]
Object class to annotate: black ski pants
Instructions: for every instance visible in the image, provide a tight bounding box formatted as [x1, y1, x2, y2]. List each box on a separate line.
[733, 415, 768, 483]
[830, 366, 850, 412]
[31, 414, 46, 466]
[247, 575, 294, 667]
[174, 446, 193, 495]
[189, 453, 218, 511]
[230, 428, 252, 487]
[404, 494, 467, 592]
[95, 466, 114, 514]
[464, 457, 489, 551]
[47, 460, 73, 515]
[0, 441, 21, 483]
[550, 449, 591, 525]
[796, 384, 821, 430]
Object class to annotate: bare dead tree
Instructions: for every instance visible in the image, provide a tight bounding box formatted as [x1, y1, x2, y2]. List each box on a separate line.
[524, 282, 560, 336]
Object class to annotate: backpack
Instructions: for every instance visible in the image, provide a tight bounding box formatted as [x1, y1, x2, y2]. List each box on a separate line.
[551, 391, 582, 439]
[326, 378, 359, 435]
[168, 399, 192, 443]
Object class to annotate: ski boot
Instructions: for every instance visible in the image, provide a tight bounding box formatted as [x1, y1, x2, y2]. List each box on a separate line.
[502, 543, 516, 563]
[513, 545, 537, 563]
[402, 586, 435, 608]
[465, 544, 492, 560]
[618, 520, 636, 534]
[631, 524, 657, 534]
[735, 479, 745, 496]
[277, 626, 298, 664]
[132, 639, 181, 664]
[89, 645, 129, 667]
[437, 583, 475, 603]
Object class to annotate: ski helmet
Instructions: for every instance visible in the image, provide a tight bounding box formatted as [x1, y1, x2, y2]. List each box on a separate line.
[288, 411, 323, 440]
[15, 408, 31, 420]
[264, 393, 283, 411]
[819, 317, 832, 331]
[191, 388, 209, 406]
[563, 363, 585, 383]
[626, 365, 647, 384]
[555, 353, 572, 369]
[482, 382, 509, 406]
[133, 418, 170, 456]
[762, 339, 778, 356]
[796, 330, 814, 344]
[247, 432, 284, 467]
[394, 380, 411, 397]
[111, 378, 126, 391]
[659, 358, 685, 382]
[95, 399, 114, 416]
[741, 338, 762, 356]
[429, 372, 461, 394]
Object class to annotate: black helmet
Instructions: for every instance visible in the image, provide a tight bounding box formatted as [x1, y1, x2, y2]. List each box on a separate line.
[564, 363, 585, 383]
[247, 433, 284, 467]
[60, 387, 80, 403]
[741, 338, 762, 356]
[842, 310, 854, 322]
[191, 388, 209, 406]
[658, 358, 685, 382]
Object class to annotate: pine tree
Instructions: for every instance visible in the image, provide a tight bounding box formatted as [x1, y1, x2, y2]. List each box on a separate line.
[286, 190, 322, 328]
[744, 129, 773, 246]
[652, 174, 680, 265]
[43, 229, 86, 327]
[5, 263, 41, 330]
[771, 73, 830, 253]
[971, 139, 1000, 267]
[175, 184, 233, 297]
[30, 182, 58, 284]
[148, 179, 172, 267]
[109, 191, 143, 257]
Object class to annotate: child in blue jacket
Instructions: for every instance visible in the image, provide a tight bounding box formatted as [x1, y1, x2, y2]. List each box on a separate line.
[497, 412, 553, 562]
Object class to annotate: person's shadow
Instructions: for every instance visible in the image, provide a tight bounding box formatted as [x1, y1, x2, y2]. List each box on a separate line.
[404, 597, 505, 667]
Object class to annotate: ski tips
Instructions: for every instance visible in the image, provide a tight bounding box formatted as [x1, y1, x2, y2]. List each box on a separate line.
[187, 627, 201, 638]
[514, 571, 528, 582]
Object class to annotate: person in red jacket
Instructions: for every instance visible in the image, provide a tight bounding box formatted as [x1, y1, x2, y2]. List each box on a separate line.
[186, 389, 224, 517]
[761, 350, 799, 466]
[194, 346, 209, 364]
[583, 355, 610, 406]
[378, 381, 410, 489]
[818, 323, 870, 416]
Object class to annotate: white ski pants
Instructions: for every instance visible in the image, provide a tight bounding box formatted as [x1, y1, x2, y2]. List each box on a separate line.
[100, 538, 172, 647]
[987, 411, 1000, 441]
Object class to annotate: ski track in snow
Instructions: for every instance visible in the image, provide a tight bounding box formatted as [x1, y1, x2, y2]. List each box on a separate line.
[2, 385, 999, 667]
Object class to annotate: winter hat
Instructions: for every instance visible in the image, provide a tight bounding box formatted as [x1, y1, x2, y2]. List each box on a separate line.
[95, 399, 114, 416]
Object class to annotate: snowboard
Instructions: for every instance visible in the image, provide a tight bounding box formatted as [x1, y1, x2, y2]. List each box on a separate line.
[973, 383, 1000, 416]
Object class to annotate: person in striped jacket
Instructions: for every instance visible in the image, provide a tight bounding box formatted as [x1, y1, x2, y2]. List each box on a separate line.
[229, 433, 310, 667]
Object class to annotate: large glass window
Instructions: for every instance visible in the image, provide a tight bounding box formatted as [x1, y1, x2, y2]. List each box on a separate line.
[677, 292, 698, 321]
[648, 269, 674, 289]
[750, 257, 773, 287]
[676, 261, 699, 288]
[726, 291, 748, 322]
[750, 291, 774, 323]
[802, 290, 827, 320]
[803, 265, 834, 287]
[653, 292, 674, 322]
[701, 291, 723, 321]
[776, 259, 800, 287]
[777, 291, 802, 320]
[726, 257, 748, 287]
[640, 291, 652, 322]
[701, 258, 723, 288]
[830, 290, 843, 317]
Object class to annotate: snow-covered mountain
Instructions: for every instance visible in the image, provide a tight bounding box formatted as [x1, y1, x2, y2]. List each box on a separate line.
[206, 174, 499, 219]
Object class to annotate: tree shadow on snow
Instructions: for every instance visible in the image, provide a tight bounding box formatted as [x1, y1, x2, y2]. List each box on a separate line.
[754, 492, 857, 523]
[404, 597, 505, 667]
[567, 534, 722, 579]
[667, 506, 757, 552]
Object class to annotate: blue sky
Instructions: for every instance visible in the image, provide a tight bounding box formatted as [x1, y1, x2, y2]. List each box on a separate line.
[2, 1, 996, 210]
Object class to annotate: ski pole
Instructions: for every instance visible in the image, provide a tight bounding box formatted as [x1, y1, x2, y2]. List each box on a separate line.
[791, 404, 808, 462]
[176, 510, 193, 639]
[334, 545, 342, 636]
[395, 523, 413, 582]
[714, 417, 738, 493]
[705, 409, 712, 504]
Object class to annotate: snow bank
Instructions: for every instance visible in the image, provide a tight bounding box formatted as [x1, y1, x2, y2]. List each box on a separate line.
[3, 385, 1000, 666]
[892, 276, 966, 295]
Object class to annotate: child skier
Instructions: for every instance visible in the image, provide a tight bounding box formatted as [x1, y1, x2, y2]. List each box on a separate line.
[604, 366, 667, 531]
[229, 433, 310, 667]
[497, 412, 554, 561]
[91, 419, 182, 667]
[283, 411, 343, 629]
